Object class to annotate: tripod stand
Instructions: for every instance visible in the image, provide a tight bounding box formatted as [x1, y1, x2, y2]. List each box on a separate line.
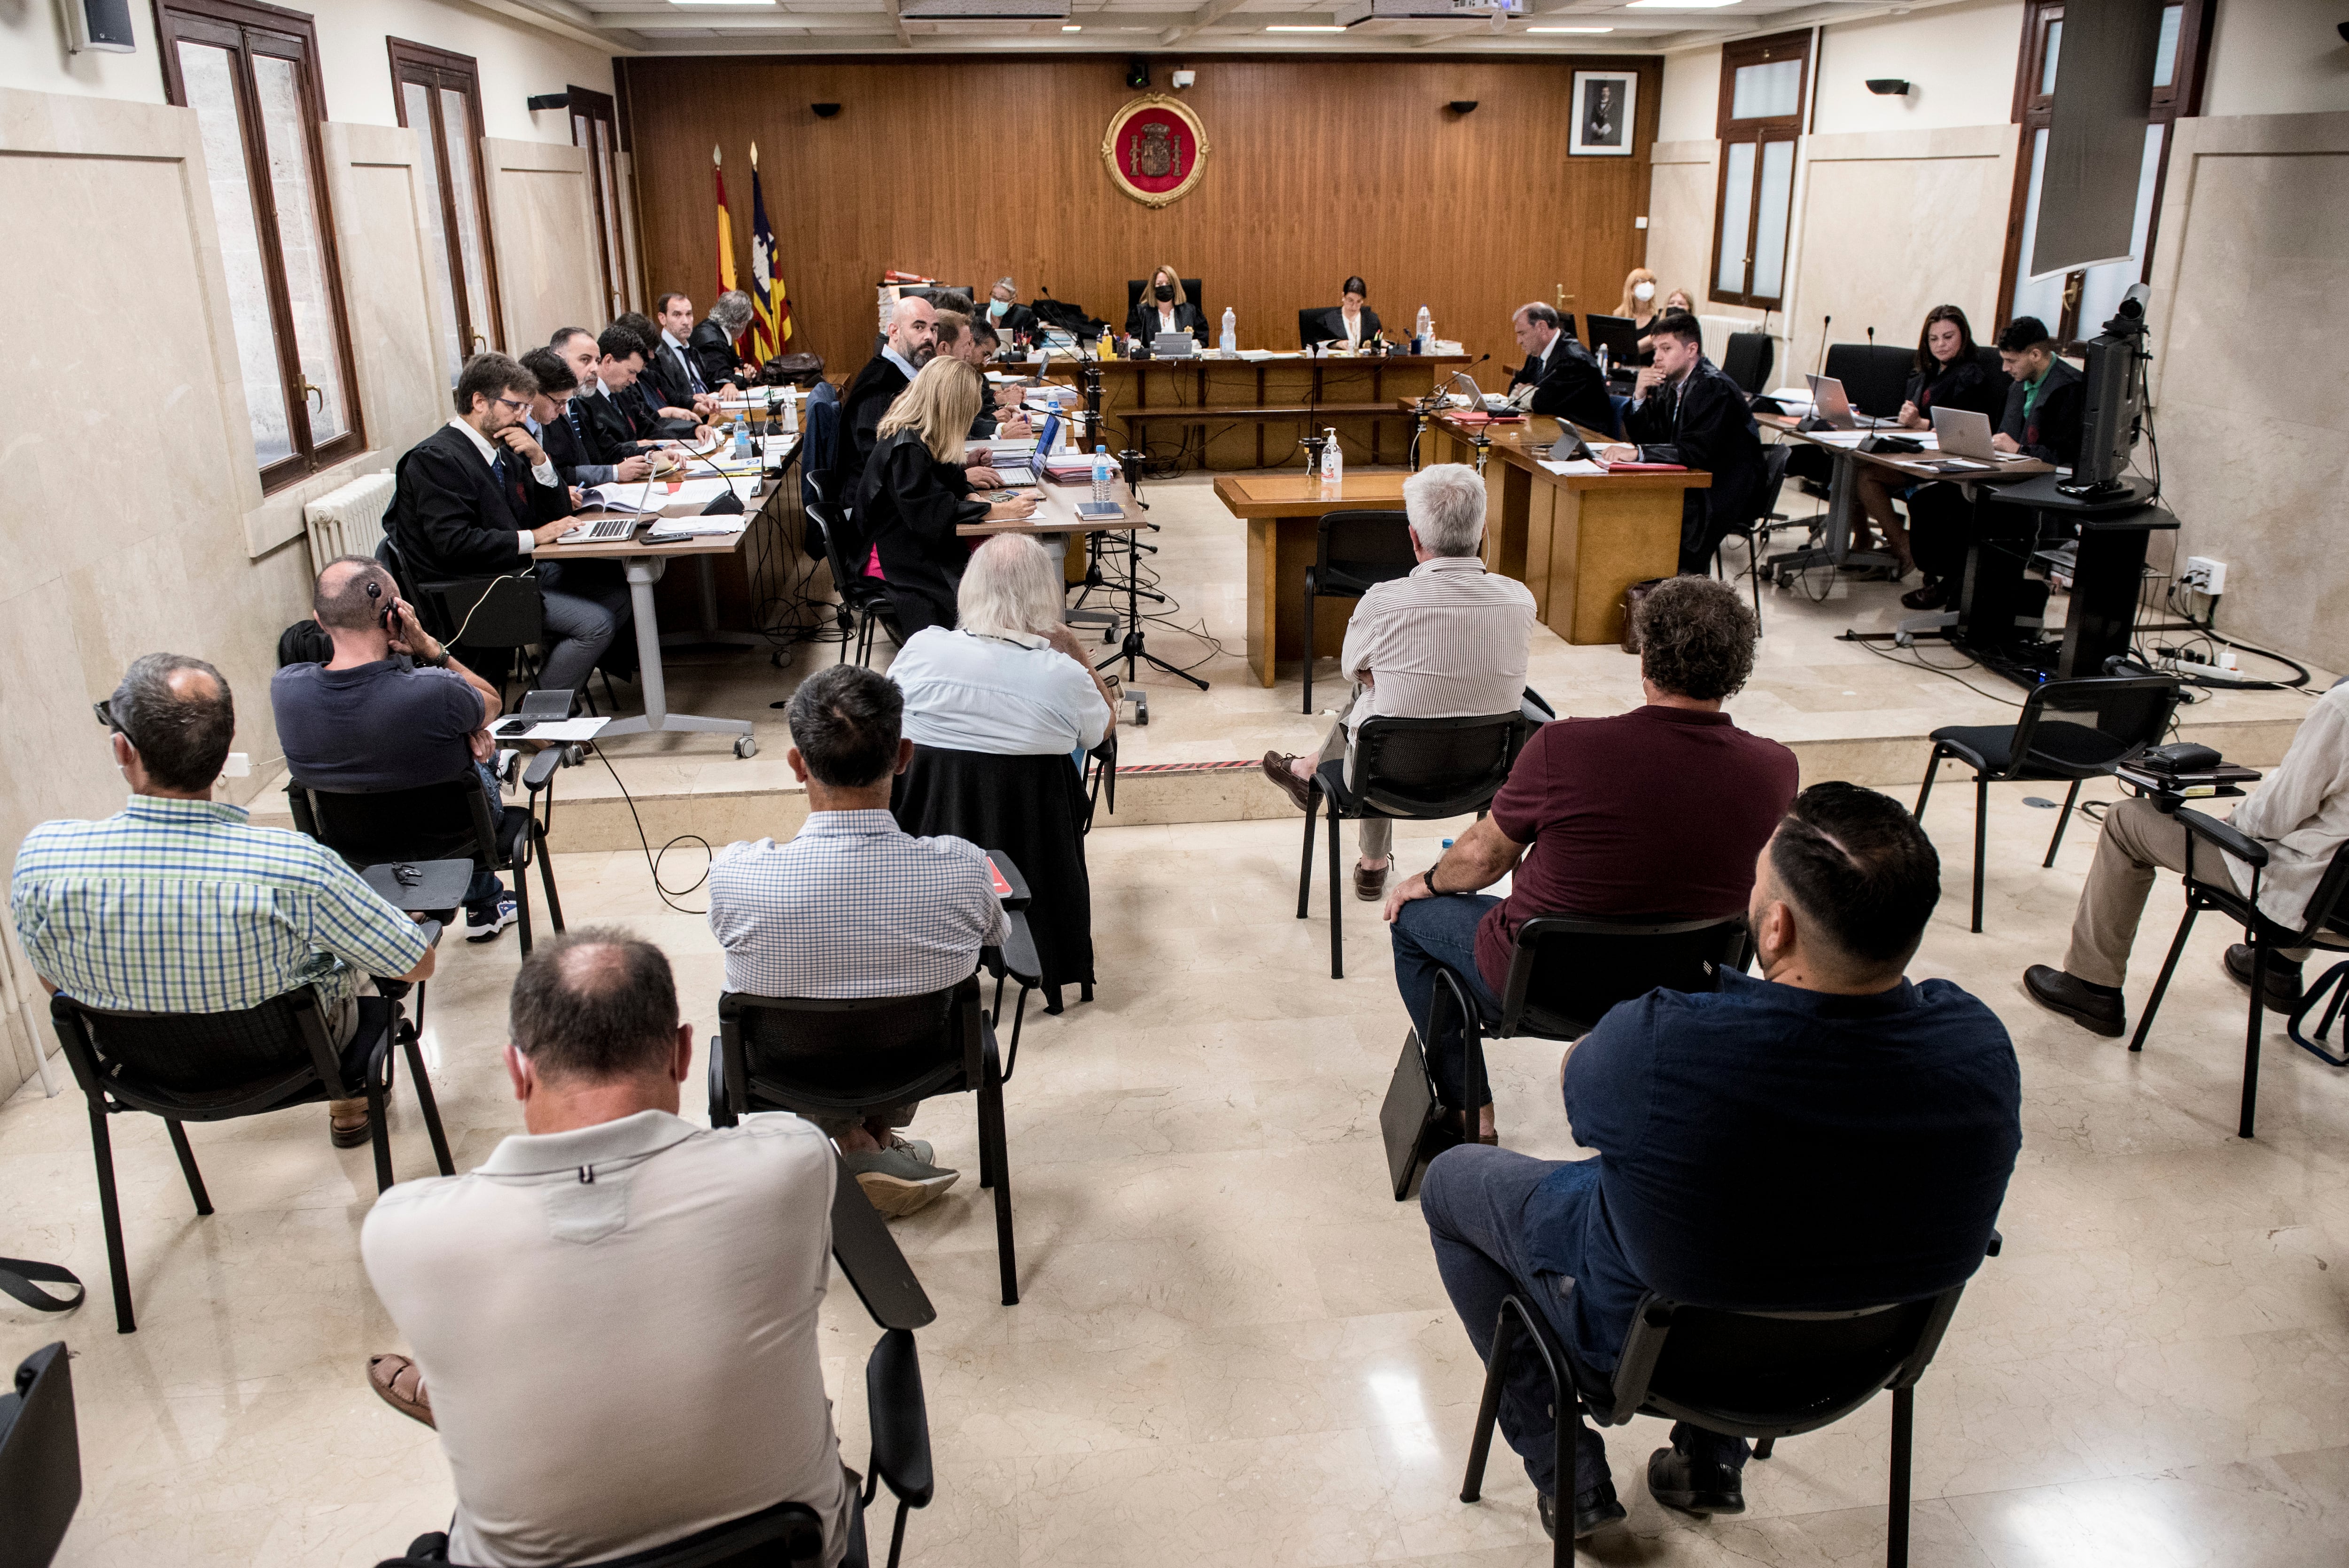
[1093, 447, 1206, 690]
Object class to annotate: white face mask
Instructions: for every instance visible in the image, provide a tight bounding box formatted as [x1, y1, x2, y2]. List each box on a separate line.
[1633, 282, 1656, 303]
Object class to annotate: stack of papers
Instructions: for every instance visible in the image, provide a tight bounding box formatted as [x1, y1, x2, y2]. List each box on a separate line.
[644, 518, 747, 541]
[1540, 459, 1605, 476]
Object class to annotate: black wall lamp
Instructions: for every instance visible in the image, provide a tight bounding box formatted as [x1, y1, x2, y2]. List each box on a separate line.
[1865, 78, 1912, 95]
[1447, 100, 1478, 114]
[812, 102, 841, 117]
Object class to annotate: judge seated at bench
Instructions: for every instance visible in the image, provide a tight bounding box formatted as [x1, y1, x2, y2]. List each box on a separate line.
[1308, 277, 1383, 350]
[1127, 265, 1205, 342]
[1598, 312, 1766, 575]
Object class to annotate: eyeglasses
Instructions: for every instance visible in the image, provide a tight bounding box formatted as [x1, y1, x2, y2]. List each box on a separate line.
[92, 699, 117, 731]
[492, 395, 529, 413]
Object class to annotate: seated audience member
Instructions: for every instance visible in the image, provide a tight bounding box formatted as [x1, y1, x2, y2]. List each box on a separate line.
[1601, 313, 1767, 574]
[984, 277, 1036, 344]
[1856, 304, 2008, 579]
[1618, 267, 1661, 362]
[1127, 264, 1205, 342]
[272, 557, 517, 942]
[359, 931, 856, 1568]
[1384, 577, 1795, 1139]
[11, 655, 435, 1149]
[889, 534, 1115, 764]
[706, 665, 1004, 1214]
[830, 295, 940, 523]
[1663, 287, 1695, 315]
[522, 345, 649, 489]
[693, 289, 760, 390]
[2026, 676, 2349, 1034]
[1421, 783, 2020, 1539]
[1506, 303, 1614, 432]
[1259, 464, 1537, 900]
[387, 352, 631, 696]
[1991, 314, 2083, 466]
[1314, 277, 1383, 349]
[860, 358, 1037, 637]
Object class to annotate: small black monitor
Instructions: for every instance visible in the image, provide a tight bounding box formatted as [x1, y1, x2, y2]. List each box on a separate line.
[1585, 313, 1641, 365]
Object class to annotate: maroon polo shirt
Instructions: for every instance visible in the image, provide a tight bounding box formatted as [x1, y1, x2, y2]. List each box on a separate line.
[1474, 704, 1800, 993]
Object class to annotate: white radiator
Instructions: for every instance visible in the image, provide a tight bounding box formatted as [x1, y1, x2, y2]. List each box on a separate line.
[303, 469, 397, 574]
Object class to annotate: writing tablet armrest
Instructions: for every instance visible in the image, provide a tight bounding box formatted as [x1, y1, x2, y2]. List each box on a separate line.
[830, 1152, 938, 1331]
[2176, 807, 2268, 868]
[521, 748, 564, 793]
[984, 848, 1033, 910]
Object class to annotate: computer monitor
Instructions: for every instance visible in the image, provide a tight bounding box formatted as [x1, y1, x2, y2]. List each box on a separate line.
[2072, 285, 2150, 494]
[1584, 313, 1641, 365]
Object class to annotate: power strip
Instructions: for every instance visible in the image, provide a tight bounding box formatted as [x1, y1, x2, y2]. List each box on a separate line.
[2157, 655, 2268, 685]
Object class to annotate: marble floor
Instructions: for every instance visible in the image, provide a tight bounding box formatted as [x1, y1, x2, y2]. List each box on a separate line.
[7, 771, 2349, 1566]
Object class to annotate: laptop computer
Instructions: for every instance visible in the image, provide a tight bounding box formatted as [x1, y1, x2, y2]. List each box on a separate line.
[1930, 406, 1999, 459]
[990, 411, 1059, 487]
[1805, 373, 1892, 430]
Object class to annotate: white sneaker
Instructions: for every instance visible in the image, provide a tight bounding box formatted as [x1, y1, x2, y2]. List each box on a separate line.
[464, 898, 519, 943]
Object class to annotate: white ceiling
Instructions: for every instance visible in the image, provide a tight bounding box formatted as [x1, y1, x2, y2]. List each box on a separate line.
[506, 0, 1921, 57]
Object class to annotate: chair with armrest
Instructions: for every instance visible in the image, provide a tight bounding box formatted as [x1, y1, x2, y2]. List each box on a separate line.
[710, 975, 1019, 1304]
[49, 984, 453, 1334]
[0, 1342, 80, 1568]
[1460, 1232, 2001, 1568]
[1300, 712, 1524, 979]
[1914, 674, 2180, 932]
[376, 1498, 839, 1568]
[2124, 817, 2349, 1138]
[1300, 510, 1418, 715]
[287, 755, 567, 958]
[1715, 442, 1793, 621]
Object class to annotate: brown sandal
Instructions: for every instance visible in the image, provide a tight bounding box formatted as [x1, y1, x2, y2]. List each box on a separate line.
[367, 1353, 436, 1428]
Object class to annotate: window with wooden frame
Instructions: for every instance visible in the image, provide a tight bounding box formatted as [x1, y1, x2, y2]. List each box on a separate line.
[156, 0, 364, 492]
[568, 85, 632, 319]
[1998, 0, 2210, 344]
[389, 38, 502, 375]
[1711, 29, 1812, 311]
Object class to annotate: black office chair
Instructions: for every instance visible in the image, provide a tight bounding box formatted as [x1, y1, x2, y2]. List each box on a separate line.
[1821, 343, 1914, 419]
[0, 1343, 80, 1568]
[288, 760, 566, 957]
[1125, 277, 1206, 327]
[711, 975, 1019, 1304]
[1081, 733, 1117, 833]
[1299, 712, 1524, 979]
[2123, 823, 2349, 1139]
[810, 471, 899, 666]
[1714, 443, 1793, 620]
[1913, 674, 2181, 932]
[1439, 910, 1753, 1047]
[1461, 1233, 2000, 1568]
[1722, 331, 1775, 396]
[1300, 510, 1418, 714]
[378, 1498, 837, 1568]
[49, 985, 453, 1334]
[1297, 308, 1337, 349]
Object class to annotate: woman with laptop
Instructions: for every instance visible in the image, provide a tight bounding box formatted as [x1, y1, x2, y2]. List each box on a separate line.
[1855, 305, 2009, 582]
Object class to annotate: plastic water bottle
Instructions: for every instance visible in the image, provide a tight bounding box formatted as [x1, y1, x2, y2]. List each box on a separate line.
[1320, 427, 1342, 497]
[1596, 344, 1611, 378]
[1220, 307, 1237, 355]
[1416, 305, 1433, 353]
[780, 389, 799, 435]
[732, 420, 752, 461]
[1092, 444, 1112, 505]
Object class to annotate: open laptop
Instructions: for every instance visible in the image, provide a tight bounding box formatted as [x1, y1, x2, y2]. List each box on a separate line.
[988, 411, 1059, 487]
[1929, 406, 2004, 460]
[1805, 373, 1893, 430]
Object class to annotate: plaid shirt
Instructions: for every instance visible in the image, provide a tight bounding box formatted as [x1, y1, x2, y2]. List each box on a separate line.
[707, 809, 1006, 999]
[10, 795, 430, 1013]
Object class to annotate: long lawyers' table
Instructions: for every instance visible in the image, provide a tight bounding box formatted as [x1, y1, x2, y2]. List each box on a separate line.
[1410, 409, 1712, 647]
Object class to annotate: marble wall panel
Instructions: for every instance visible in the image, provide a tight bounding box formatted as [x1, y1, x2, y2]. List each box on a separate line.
[2146, 112, 2349, 675]
[323, 121, 451, 457]
[1644, 141, 1716, 316]
[482, 137, 600, 350]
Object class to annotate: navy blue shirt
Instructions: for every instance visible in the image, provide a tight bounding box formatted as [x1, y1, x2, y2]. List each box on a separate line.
[1530, 968, 2021, 1371]
[272, 659, 486, 793]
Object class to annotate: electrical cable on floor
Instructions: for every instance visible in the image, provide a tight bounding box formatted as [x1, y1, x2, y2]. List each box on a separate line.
[588, 744, 713, 916]
[1853, 635, 2025, 707]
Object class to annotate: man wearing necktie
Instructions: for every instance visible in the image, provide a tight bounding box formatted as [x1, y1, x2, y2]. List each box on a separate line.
[384, 352, 632, 696]
[1601, 312, 1766, 575]
[526, 345, 650, 489]
[655, 293, 714, 411]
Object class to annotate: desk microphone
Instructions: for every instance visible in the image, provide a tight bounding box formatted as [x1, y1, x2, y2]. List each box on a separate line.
[1813, 315, 1831, 380]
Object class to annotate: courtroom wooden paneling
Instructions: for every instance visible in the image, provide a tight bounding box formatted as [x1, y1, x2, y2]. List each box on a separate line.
[617, 54, 1662, 380]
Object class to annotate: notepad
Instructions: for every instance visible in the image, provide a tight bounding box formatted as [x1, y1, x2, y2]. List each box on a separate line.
[1540, 459, 1606, 476]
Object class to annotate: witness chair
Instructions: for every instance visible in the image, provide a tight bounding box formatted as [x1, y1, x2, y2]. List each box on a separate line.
[711, 974, 1020, 1304]
[809, 471, 898, 666]
[1299, 510, 1418, 714]
[1913, 673, 2180, 932]
[0, 1342, 79, 1568]
[1461, 1232, 2000, 1568]
[288, 758, 567, 957]
[1714, 443, 1795, 621]
[49, 985, 453, 1334]
[1299, 712, 1525, 979]
[2125, 821, 2349, 1139]
[1721, 331, 1775, 397]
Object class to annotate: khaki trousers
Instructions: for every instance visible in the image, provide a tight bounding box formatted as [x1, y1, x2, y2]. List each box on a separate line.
[1314, 694, 1391, 865]
[2065, 798, 2308, 987]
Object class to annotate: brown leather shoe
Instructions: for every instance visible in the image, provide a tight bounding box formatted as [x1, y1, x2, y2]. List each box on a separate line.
[1260, 751, 1315, 813]
[367, 1354, 436, 1428]
[1353, 860, 1389, 901]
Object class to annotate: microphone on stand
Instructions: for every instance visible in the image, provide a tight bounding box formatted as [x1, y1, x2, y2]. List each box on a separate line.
[1813, 315, 1832, 380]
[1797, 316, 1834, 431]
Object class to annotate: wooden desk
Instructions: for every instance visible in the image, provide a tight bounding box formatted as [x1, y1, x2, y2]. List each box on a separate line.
[1412, 409, 1711, 646]
[1002, 353, 1467, 471]
[1215, 473, 1409, 687]
[1754, 414, 2052, 580]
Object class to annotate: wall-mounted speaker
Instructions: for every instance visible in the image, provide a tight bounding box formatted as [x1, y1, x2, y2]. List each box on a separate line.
[1864, 78, 1913, 95]
[66, 0, 136, 53]
[1447, 100, 1479, 115]
[527, 93, 570, 112]
[812, 103, 841, 118]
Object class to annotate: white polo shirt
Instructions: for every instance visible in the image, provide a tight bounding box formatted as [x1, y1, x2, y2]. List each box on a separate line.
[361, 1109, 852, 1568]
[890, 626, 1112, 758]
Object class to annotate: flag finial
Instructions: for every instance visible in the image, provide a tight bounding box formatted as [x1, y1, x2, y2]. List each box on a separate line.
[712, 143, 721, 166]
[750, 141, 760, 168]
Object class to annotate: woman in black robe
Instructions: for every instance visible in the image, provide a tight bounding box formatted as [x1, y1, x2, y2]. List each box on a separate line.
[857, 357, 1038, 637]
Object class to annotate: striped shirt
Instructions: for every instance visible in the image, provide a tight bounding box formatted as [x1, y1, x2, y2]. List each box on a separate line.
[706, 809, 1006, 999]
[1339, 553, 1536, 732]
[10, 795, 430, 1013]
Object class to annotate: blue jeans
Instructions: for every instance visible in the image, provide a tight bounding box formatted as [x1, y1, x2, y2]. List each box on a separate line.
[464, 759, 507, 922]
[1422, 1145, 1749, 1500]
[1390, 893, 1505, 1107]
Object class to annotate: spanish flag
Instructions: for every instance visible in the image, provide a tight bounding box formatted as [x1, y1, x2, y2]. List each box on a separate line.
[712, 145, 737, 299]
[749, 142, 791, 358]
